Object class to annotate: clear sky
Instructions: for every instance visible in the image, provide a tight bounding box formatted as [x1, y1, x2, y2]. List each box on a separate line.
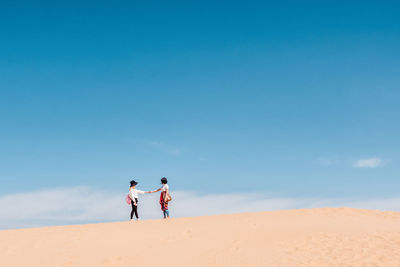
[1, 1, 399, 201]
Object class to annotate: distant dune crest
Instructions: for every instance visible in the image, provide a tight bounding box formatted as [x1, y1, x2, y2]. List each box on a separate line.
[1, 208, 400, 266]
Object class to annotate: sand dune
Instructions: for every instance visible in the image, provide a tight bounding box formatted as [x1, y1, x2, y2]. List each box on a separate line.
[1, 208, 400, 266]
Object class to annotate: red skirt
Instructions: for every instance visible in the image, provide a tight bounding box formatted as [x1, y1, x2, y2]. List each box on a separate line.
[160, 191, 169, 211]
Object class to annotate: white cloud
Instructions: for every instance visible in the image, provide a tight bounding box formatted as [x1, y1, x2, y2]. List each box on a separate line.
[318, 157, 390, 168]
[354, 158, 384, 168]
[0, 187, 127, 229]
[1, 187, 400, 230]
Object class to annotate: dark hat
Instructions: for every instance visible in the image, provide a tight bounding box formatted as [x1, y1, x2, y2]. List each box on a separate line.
[130, 180, 138, 186]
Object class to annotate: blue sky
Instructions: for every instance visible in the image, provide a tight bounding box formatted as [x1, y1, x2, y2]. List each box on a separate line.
[1, 1, 399, 203]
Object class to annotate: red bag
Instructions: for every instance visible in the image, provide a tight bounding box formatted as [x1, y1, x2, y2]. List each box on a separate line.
[125, 194, 131, 205]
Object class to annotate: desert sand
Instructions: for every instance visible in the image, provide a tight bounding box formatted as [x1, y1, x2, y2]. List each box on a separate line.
[1, 208, 400, 267]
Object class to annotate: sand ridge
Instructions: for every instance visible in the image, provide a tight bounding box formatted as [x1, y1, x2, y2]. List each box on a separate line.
[1, 208, 400, 266]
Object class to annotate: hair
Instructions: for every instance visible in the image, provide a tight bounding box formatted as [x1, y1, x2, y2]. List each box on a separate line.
[161, 177, 168, 184]
[130, 180, 137, 187]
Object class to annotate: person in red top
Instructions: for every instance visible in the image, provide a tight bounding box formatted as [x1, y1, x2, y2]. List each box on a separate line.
[150, 177, 170, 219]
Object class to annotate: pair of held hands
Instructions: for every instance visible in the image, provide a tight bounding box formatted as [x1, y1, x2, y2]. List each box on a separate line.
[132, 189, 169, 206]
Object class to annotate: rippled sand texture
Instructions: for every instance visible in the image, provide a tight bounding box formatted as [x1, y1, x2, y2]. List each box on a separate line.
[1, 208, 400, 267]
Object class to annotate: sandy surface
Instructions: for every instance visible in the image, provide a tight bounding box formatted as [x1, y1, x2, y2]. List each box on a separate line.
[1, 208, 400, 266]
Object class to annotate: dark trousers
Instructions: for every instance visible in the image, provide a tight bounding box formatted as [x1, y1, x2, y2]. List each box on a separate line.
[130, 198, 139, 219]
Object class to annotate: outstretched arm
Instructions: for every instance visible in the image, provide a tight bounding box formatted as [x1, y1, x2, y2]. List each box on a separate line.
[147, 188, 162, 193]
